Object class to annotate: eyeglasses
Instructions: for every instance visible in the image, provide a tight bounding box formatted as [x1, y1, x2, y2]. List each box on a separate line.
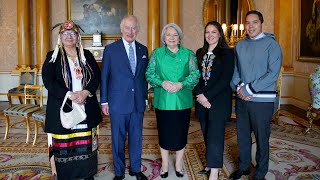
[61, 31, 77, 38]
[165, 33, 179, 38]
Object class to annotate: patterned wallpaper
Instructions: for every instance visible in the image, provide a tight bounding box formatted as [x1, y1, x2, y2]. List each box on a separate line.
[0, 0, 318, 73]
[0, 0, 17, 71]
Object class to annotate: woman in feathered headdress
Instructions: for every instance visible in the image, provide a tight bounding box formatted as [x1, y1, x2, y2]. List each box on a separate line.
[42, 20, 102, 180]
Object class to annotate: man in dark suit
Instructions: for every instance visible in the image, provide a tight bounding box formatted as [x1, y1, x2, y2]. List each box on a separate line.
[100, 15, 148, 180]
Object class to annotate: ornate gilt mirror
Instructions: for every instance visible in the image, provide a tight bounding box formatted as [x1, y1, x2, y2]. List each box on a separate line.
[203, 0, 255, 26]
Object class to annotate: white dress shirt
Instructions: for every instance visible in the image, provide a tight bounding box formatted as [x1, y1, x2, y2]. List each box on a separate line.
[122, 38, 137, 66]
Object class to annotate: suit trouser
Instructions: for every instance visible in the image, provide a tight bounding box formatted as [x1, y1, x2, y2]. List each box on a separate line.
[236, 99, 274, 179]
[198, 107, 227, 168]
[110, 112, 144, 176]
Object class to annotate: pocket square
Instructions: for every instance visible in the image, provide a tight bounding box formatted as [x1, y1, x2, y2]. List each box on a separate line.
[142, 55, 147, 58]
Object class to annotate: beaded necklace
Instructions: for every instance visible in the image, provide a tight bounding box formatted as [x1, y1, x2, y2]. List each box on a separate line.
[68, 56, 83, 80]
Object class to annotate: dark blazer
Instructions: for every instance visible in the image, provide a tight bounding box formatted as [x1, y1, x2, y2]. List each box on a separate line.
[193, 47, 235, 120]
[42, 49, 102, 134]
[100, 39, 149, 114]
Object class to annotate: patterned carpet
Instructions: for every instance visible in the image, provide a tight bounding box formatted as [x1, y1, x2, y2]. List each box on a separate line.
[0, 109, 319, 180]
[223, 111, 320, 180]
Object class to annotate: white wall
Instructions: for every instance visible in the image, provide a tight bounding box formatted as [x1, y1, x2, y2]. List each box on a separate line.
[280, 72, 311, 109]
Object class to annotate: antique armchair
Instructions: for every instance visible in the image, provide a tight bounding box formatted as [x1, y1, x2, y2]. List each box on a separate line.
[7, 67, 38, 106]
[3, 85, 43, 145]
[147, 87, 154, 111]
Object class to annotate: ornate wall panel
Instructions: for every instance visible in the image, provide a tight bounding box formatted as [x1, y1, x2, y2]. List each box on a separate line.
[181, 0, 203, 52]
[253, 0, 274, 33]
[133, 0, 148, 46]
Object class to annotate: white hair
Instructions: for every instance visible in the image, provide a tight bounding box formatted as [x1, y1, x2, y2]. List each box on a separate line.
[160, 23, 183, 45]
[120, 15, 140, 32]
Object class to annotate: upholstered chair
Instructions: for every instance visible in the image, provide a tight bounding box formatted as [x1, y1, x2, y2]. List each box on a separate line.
[31, 109, 46, 145]
[3, 85, 43, 145]
[147, 87, 154, 111]
[7, 68, 37, 107]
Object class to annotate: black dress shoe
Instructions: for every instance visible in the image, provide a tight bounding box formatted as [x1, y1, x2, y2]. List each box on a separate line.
[175, 170, 184, 177]
[229, 169, 250, 180]
[129, 170, 148, 180]
[198, 168, 211, 175]
[113, 175, 125, 180]
[160, 170, 168, 178]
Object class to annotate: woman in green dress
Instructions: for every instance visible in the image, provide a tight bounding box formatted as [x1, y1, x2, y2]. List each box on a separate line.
[145, 23, 200, 178]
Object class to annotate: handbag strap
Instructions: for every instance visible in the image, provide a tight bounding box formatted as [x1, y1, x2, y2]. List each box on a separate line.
[61, 91, 85, 112]
[61, 91, 72, 110]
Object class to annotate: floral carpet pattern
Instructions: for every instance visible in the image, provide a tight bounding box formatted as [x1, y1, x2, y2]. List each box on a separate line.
[224, 111, 320, 180]
[0, 110, 319, 180]
[0, 110, 207, 180]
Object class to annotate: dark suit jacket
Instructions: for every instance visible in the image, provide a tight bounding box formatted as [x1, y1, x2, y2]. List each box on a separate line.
[42, 49, 102, 134]
[193, 47, 235, 120]
[100, 39, 149, 114]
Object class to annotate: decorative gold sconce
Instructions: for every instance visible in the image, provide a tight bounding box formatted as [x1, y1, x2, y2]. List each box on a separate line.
[221, 23, 246, 47]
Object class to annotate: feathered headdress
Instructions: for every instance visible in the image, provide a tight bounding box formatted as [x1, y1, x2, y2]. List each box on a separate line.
[49, 20, 94, 90]
[49, 20, 86, 64]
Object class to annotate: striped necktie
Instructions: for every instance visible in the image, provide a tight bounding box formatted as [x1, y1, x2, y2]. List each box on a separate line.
[128, 43, 136, 75]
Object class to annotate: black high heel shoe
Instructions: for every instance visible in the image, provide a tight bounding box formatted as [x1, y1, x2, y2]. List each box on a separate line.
[175, 170, 184, 177]
[160, 170, 168, 178]
[198, 168, 211, 175]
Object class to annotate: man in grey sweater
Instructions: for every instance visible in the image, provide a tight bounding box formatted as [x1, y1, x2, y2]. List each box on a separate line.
[230, 10, 282, 180]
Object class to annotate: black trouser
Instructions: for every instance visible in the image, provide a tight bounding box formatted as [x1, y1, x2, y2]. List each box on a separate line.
[198, 107, 227, 168]
[235, 99, 274, 179]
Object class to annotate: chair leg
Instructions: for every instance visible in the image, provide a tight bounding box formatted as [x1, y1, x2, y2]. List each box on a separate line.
[272, 110, 280, 125]
[40, 122, 45, 131]
[33, 120, 39, 146]
[7, 94, 12, 107]
[4, 115, 10, 140]
[25, 117, 31, 144]
[19, 96, 23, 104]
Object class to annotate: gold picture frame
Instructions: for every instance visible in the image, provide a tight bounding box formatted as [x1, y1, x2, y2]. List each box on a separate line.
[298, 0, 320, 62]
[67, 0, 133, 40]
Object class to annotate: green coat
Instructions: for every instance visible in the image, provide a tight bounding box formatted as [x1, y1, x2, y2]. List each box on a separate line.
[146, 45, 200, 110]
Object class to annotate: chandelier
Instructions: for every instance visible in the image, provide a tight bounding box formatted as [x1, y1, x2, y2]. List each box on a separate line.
[222, 23, 246, 48]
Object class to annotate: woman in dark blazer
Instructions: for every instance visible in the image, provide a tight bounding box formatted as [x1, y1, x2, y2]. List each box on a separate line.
[42, 20, 102, 180]
[193, 21, 234, 180]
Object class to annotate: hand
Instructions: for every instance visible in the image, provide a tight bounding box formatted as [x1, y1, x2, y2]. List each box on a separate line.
[202, 101, 211, 109]
[196, 94, 211, 109]
[162, 81, 182, 93]
[162, 81, 174, 92]
[168, 82, 182, 93]
[101, 104, 109, 116]
[237, 87, 252, 101]
[196, 94, 208, 103]
[69, 90, 90, 104]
